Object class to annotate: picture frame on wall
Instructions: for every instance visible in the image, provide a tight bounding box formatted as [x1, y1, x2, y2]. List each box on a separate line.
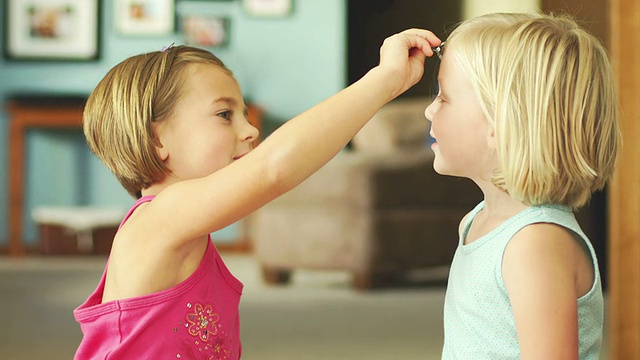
[115, 0, 175, 36]
[243, 0, 293, 18]
[182, 16, 230, 48]
[3, 0, 100, 61]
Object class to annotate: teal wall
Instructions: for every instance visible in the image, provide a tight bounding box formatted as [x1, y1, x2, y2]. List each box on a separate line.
[0, 0, 347, 245]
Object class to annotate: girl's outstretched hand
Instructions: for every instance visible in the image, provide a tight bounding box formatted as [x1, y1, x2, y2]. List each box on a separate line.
[377, 29, 442, 99]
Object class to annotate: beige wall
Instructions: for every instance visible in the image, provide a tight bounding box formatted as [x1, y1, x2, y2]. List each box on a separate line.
[464, 0, 541, 19]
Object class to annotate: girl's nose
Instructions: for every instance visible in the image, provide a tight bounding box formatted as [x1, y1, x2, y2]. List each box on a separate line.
[243, 120, 260, 144]
[424, 100, 436, 123]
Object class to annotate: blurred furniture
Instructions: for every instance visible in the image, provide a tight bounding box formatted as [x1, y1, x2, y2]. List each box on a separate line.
[32, 206, 125, 255]
[253, 99, 483, 289]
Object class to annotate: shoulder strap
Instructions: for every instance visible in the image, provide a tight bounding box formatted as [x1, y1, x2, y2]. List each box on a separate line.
[119, 195, 155, 229]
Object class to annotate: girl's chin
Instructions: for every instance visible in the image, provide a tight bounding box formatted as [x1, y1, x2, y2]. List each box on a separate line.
[432, 159, 452, 177]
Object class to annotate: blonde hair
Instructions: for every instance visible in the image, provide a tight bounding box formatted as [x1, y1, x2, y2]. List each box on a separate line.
[83, 46, 231, 198]
[446, 13, 621, 208]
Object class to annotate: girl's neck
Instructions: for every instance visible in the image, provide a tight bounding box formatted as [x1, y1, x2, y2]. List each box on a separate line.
[141, 174, 181, 197]
[471, 177, 527, 219]
[463, 180, 528, 245]
[481, 186, 528, 220]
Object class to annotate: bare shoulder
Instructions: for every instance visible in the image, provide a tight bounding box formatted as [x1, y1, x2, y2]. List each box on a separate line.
[503, 223, 595, 358]
[505, 223, 579, 259]
[112, 202, 158, 250]
[111, 199, 198, 262]
[503, 222, 594, 298]
[122, 183, 211, 248]
[104, 202, 206, 302]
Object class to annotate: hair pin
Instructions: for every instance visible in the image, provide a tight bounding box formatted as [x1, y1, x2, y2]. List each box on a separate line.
[160, 42, 176, 53]
[432, 41, 445, 59]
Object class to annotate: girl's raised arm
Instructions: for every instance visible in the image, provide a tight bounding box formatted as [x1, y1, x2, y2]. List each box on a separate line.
[153, 29, 441, 243]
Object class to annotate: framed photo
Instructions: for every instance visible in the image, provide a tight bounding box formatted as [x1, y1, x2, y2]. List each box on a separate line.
[3, 0, 100, 61]
[182, 16, 230, 48]
[115, 0, 175, 36]
[243, 0, 293, 18]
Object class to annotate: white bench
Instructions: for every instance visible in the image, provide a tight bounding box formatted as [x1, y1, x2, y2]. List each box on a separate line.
[32, 206, 126, 254]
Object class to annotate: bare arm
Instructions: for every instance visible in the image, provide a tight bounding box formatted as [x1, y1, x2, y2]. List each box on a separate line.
[503, 223, 587, 360]
[148, 29, 442, 243]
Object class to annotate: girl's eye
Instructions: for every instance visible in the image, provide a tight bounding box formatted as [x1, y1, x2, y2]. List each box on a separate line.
[217, 110, 232, 120]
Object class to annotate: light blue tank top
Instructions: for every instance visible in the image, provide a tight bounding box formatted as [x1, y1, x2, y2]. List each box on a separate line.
[442, 201, 603, 360]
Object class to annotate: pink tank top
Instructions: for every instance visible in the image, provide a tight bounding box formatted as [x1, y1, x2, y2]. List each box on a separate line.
[73, 196, 243, 359]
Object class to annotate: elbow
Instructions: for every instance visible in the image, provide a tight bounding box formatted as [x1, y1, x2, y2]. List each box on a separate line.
[259, 147, 299, 198]
[252, 133, 317, 200]
[264, 163, 294, 196]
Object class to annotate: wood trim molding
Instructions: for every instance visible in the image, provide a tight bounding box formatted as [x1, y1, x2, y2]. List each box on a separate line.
[609, 0, 640, 358]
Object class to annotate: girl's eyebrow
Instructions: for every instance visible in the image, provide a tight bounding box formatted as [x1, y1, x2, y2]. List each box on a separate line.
[212, 97, 237, 106]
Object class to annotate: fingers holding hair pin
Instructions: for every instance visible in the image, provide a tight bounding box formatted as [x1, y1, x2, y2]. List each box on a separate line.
[431, 41, 445, 59]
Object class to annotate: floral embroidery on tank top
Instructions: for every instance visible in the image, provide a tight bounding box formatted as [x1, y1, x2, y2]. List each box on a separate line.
[174, 302, 233, 359]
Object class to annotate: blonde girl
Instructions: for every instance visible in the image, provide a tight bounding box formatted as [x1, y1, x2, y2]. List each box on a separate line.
[425, 13, 621, 360]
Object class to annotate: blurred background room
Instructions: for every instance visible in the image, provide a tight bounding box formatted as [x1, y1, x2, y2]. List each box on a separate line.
[1, 0, 638, 359]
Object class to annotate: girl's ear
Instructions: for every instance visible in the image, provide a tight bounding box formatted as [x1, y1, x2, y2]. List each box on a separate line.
[486, 126, 497, 150]
[155, 140, 169, 161]
[152, 122, 169, 161]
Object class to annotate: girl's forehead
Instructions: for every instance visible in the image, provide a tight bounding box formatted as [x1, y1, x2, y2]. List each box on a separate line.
[188, 62, 230, 76]
[181, 64, 243, 101]
[437, 55, 454, 87]
[187, 64, 237, 86]
[437, 52, 476, 98]
[440, 51, 466, 80]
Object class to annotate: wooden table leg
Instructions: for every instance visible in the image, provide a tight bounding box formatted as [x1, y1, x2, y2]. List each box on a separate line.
[8, 119, 25, 256]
